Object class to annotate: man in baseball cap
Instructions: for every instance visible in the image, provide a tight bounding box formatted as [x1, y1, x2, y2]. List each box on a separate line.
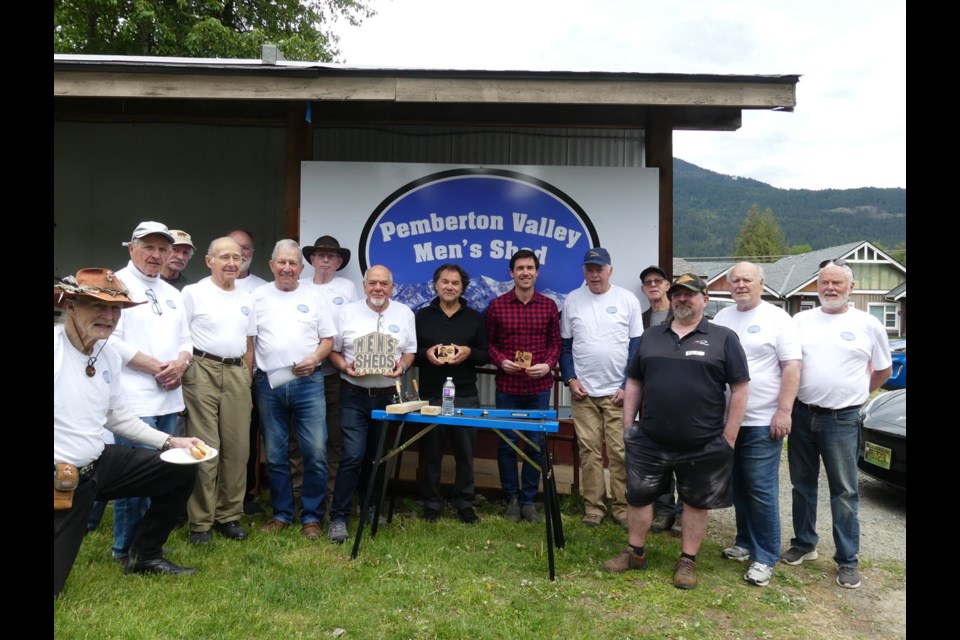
[161, 230, 197, 291]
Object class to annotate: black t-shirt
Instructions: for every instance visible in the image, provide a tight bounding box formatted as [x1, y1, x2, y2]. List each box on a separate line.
[626, 317, 749, 450]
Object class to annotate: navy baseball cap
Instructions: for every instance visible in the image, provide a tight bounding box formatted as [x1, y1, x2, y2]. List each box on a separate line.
[583, 247, 611, 266]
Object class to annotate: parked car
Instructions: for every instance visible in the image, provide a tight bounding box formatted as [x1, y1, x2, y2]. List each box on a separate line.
[857, 389, 906, 489]
[883, 339, 906, 390]
[703, 298, 737, 319]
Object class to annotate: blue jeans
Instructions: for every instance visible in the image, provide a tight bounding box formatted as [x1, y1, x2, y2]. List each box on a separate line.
[111, 413, 179, 559]
[787, 402, 861, 566]
[329, 383, 392, 523]
[732, 426, 783, 566]
[495, 390, 550, 505]
[255, 371, 328, 525]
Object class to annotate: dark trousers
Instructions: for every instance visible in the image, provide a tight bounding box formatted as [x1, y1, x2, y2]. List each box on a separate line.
[54, 445, 197, 596]
[420, 395, 480, 511]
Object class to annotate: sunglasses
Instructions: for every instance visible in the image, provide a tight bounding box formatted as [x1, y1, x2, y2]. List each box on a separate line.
[819, 258, 848, 269]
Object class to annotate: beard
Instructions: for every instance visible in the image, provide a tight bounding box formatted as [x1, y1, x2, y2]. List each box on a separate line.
[673, 304, 694, 320]
[818, 292, 849, 310]
[369, 295, 387, 308]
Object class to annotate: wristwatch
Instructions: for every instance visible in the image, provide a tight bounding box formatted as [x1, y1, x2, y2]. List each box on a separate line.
[161, 436, 173, 452]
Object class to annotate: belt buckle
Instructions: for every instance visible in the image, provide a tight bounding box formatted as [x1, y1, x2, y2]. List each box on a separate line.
[223, 357, 238, 366]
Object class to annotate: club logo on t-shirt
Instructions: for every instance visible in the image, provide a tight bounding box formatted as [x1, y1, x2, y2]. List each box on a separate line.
[388, 324, 400, 333]
[165, 299, 177, 309]
[102, 370, 111, 383]
[747, 325, 761, 333]
[297, 304, 309, 313]
[333, 297, 345, 305]
[691, 339, 710, 346]
[841, 332, 855, 341]
[606, 306, 618, 314]
[241, 306, 251, 315]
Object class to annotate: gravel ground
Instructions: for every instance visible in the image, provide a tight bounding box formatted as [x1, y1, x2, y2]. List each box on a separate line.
[707, 449, 907, 564]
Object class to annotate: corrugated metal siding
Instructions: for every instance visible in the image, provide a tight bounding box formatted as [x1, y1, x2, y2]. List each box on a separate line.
[313, 124, 645, 168]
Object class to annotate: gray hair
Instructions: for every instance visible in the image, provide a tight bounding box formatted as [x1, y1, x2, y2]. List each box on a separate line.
[363, 265, 394, 284]
[727, 262, 765, 283]
[271, 239, 302, 262]
[206, 236, 238, 258]
[819, 262, 854, 285]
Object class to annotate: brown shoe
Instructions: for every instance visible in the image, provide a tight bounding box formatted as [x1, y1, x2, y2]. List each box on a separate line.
[302, 522, 322, 539]
[259, 519, 290, 533]
[602, 547, 648, 573]
[673, 557, 698, 589]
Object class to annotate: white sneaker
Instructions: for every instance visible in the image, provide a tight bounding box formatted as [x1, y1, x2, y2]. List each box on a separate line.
[722, 545, 750, 561]
[745, 562, 773, 587]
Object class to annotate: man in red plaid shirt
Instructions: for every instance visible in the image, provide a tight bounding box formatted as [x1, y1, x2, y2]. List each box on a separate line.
[484, 249, 561, 523]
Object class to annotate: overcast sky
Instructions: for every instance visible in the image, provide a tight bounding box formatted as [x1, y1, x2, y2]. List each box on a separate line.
[334, 0, 905, 191]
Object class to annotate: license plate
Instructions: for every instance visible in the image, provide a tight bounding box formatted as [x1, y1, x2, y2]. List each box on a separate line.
[863, 441, 892, 470]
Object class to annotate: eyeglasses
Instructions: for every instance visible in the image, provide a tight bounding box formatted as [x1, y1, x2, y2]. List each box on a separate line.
[819, 258, 848, 268]
[642, 278, 665, 287]
[144, 288, 163, 316]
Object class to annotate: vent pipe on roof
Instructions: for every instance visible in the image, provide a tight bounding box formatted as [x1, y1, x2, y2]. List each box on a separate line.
[261, 44, 284, 65]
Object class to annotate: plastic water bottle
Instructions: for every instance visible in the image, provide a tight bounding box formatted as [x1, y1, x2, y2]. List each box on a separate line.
[441, 377, 456, 416]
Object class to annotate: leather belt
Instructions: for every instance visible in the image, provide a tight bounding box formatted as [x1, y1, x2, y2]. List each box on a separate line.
[342, 378, 396, 397]
[193, 348, 244, 367]
[797, 400, 860, 415]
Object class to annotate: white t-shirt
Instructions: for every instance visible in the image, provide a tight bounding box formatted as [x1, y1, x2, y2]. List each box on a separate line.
[251, 283, 337, 373]
[336, 298, 417, 389]
[54, 325, 166, 466]
[182, 277, 256, 358]
[713, 301, 802, 425]
[794, 307, 893, 408]
[233, 273, 268, 293]
[301, 276, 360, 375]
[560, 284, 643, 396]
[113, 262, 192, 417]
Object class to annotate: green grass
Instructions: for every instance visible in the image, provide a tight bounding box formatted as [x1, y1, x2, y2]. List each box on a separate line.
[55, 497, 902, 639]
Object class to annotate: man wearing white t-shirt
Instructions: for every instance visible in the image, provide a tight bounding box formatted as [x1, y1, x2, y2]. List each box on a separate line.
[109, 221, 193, 564]
[252, 240, 336, 540]
[560, 248, 642, 529]
[713, 262, 801, 587]
[779, 260, 892, 590]
[181, 237, 256, 545]
[229, 229, 269, 293]
[327, 265, 416, 543]
[301, 235, 359, 499]
[54, 268, 203, 596]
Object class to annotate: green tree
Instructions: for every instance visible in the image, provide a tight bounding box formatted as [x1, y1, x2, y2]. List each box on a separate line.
[53, 0, 375, 62]
[732, 204, 786, 262]
[787, 243, 813, 255]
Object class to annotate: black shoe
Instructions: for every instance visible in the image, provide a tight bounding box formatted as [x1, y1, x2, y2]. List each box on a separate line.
[457, 507, 479, 525]
[651, 513, 674, 533]
[190, 530, 212, 545]
[125, 557, 197, 576]
[214, 520, 249, 541]
[243, 499, 265, 515]
[422, 507, 440, 522]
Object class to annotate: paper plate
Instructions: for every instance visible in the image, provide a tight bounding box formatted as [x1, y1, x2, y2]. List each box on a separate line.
[160, 446, 218, 465]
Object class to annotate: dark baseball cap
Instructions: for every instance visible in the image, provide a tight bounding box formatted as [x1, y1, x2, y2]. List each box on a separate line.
[667, 273, 708, 298]
[583, 247, 611, 266]
[639, 265, 667, 282]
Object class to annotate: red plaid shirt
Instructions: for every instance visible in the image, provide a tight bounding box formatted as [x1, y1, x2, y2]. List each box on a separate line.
[484, 288, 561, 395]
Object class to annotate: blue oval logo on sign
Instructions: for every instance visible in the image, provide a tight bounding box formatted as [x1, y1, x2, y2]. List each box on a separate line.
[360, 169, 599, 311]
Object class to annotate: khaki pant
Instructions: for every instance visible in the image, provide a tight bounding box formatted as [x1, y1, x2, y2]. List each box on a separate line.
[571, 394, 627, 521]
[183, 356, 252, 530]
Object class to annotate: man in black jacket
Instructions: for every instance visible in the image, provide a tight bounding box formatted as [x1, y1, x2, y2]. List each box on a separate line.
[414, 263, 489, 524]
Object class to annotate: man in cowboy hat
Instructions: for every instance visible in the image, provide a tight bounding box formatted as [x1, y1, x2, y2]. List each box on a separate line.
[54, 268, 205, 596]
[301, 235, 359, 499]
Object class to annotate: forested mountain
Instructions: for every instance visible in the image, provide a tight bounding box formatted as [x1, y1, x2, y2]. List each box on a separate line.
[673, 159, 906, 258]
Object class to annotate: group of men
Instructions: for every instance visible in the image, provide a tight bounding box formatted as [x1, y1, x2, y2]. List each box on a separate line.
[55, 224, 891, 596]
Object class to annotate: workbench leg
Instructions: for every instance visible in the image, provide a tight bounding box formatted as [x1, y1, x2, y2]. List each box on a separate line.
[351, 420, 390, 560]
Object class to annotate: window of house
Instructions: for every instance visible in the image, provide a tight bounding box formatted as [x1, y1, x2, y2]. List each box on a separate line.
[868, 303, 899, 331]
